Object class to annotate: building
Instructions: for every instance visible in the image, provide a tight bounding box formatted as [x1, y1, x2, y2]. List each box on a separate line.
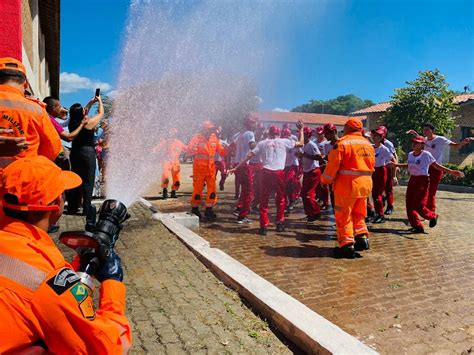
[0, 0, 60, 99]
[350, 94, 474, 166]
[255, 111, 362, 133]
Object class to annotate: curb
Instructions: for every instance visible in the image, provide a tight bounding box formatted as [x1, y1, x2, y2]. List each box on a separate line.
[157, 214, 378, 355]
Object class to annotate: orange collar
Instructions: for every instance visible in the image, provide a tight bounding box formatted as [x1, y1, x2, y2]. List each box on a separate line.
[0, 84, 24, 96]
[0, 216, 54, 245]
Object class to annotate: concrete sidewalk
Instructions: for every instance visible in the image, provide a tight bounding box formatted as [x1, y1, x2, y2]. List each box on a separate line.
[55, 204, 292, 354]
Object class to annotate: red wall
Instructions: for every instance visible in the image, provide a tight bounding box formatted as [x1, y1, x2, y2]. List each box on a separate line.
[0, 0, 22, 60]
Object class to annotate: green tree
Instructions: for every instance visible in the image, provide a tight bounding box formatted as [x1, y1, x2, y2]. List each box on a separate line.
[383, 69, 457, 152]
[291, 94, 374, 115]
[96, 94, 114, 121]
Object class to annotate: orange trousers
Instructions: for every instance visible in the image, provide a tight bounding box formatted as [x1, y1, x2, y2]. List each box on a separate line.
[334, 194, 369, 247]
[161, 160, 181, 191]
[191, 166, 217, 207]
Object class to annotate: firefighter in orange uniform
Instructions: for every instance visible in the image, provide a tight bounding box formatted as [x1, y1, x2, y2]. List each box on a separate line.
[159, 128, 186, 199]
[321, 118, 375, 258]
[0, 57, 61, 165]
[187, 120, 225, 220]
[0, 156, 131, 354]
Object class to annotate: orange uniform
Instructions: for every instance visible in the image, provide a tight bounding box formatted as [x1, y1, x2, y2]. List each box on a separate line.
[187, 133, 225, 207]
[160, 138, 186, 191]
[321, 131, 375, 247]
[0, 84, 61, 165]
[0, 217, 132, 354]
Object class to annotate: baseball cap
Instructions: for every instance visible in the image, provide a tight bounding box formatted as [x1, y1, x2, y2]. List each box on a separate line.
[268, 125, 280, 136]
[1, 156, 81, 211]
[315, 125, 324, 135]
[412, 136, 425, 144]
[378, 125, 388, 135]
[323, 123, 337, 133]
[371, 127, 386, 137]
[345, 117, 363, 131]
[0, 57, 27, 76]
[281, 128, 291, 138]
[303, 126, 313, 137]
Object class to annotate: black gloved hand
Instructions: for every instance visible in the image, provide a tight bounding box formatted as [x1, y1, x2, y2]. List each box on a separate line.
[95, 249, 123, 282]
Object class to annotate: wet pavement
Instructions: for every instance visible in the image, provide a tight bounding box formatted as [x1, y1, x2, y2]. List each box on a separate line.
[150, 163, 474, 354]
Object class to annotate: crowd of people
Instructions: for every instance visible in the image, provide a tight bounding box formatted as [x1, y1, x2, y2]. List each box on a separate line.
[166, 113, 472, 259]
[0, 57, 130, 353]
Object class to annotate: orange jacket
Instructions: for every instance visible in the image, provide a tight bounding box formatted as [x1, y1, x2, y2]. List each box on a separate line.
[186, 133, 225, 171]
[0, 85, 61, 164]
[0, 217, 131, 354]
[159, 138, 187, 162]
[320, 132, 375, 197]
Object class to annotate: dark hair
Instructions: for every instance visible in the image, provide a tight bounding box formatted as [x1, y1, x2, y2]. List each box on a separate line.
[423, 123, 435, 131]
[43, 96, 60, 115]
[0, 69, 26, 85]
[3, 194, 45, 222]
[69, 103, 84, 132]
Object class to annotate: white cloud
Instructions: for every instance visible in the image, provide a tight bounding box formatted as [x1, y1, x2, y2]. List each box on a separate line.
[106, 90, 120, 99]
[272, 107, 290, 112]
[60, 72, 112, 94]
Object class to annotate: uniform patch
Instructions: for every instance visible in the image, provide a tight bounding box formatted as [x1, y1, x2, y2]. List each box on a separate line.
[70, 283, 96, 320]
[47, 268, 80, 295]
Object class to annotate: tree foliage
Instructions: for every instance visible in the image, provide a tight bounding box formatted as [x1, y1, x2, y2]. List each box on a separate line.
[96, 94, 114, 121]
[291, 94, 374, 115]
[383, 69, 457, 150]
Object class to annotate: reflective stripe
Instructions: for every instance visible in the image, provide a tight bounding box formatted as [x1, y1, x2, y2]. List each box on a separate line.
[322, 172, 333, 181]
[342, 139, 369, 145]
[0, 98, 43, 114]
[338, 170, 372, 176]
[0, 253, 47, 291]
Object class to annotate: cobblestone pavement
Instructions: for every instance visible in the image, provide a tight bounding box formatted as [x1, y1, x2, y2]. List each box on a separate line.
[150, 163, 474, 354]
[55, 203, 292, 354]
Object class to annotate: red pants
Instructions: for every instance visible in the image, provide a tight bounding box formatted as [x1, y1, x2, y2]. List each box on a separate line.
[235, 164, 254, 217]
[384, 167, 394, 208]
[259, 168, 286, 227]
[233, 163, 240, 196]
[295, 162, 304, 199]
[301, 168, 321, 217]
[372, 166, 387, 215]
[250, 162, 263, 208]
[406, 175, 437, 229]
[316, 165, 329, 205]
[215, 160, 227, 188]
[427, 165, 443, 213]
[284, 165, 300, 204]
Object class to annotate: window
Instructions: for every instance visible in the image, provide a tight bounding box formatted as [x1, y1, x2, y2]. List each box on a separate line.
[460, 126, 474, 155]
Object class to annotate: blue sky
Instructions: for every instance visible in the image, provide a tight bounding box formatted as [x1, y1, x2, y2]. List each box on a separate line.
[60, 0, 474, 111]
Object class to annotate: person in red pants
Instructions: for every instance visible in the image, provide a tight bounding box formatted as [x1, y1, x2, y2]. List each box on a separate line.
[315, 125, 330, 209]
[407, 123, 473, 214]
[230, 121, 305, 235]
[376, 126, 398, 214]
[392, 136, 464, 233]
[370, 127, 395, 223]
[232, 115, 258, 223]
[250, 122, 265, 211]
[282, 128, 300, 215]
[322, 123, 339, 211]
[301, 127, 323, 222]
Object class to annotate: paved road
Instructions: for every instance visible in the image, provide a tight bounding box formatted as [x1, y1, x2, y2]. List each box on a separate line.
[151, 163, 474, 354]
[56, 203, 292, 354]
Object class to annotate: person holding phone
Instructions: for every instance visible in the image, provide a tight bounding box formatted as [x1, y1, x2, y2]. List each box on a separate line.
[68, 91, 104, 230]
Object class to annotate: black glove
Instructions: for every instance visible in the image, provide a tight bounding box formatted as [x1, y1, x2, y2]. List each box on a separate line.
[95, 249, 123, 282]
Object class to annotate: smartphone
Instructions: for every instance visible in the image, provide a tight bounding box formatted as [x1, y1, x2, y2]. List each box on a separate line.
[95, 88, 100, 97]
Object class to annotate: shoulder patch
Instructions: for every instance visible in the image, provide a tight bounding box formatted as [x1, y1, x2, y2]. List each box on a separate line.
[71, 283, 95, 320]
[46, 267, 80, 295]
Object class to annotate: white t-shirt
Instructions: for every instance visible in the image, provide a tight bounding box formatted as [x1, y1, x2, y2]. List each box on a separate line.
[374, 144, 394, 168]
[323, 141, 334, 156]
[383, 139, 396, 155]
[407, 150, 436, 176]
[285, 147, 300, 167]
[234, 130, 255, 163]
[424, 135, 453, 163]
[302, 140, 321, 172]
[317, 139, 327, 154]
[252, 138, 295, 171]
[215, 139, 228, 162]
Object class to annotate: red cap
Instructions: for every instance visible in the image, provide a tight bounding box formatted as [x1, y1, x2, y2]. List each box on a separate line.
[323, 123, 337, 133]
[0, 57, 26, 76]
[378, 125, 388, 135]
[303, 126, 313, 137]
[268, 125, 280, 136]
[412, 136, 425, 144]
[281, 128, 291, 138]
[371, 127, 386, 137]
[345, 117, 363, 131]
[315, 125, 324, 135]
[1, 156, 81, 211]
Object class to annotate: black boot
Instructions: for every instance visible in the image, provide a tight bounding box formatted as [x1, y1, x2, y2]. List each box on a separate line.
[205, 207, 217, 221]
[258, 227, 267, 236]
[170, 190, 177, 198]
[85, 205, 97, 232]
[191, 207, 201, 218]
[334, 244, 360, 259]
[276, 223, 285, 232]
[162, 188, 168, 199]
[354, 234, 370, 251]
